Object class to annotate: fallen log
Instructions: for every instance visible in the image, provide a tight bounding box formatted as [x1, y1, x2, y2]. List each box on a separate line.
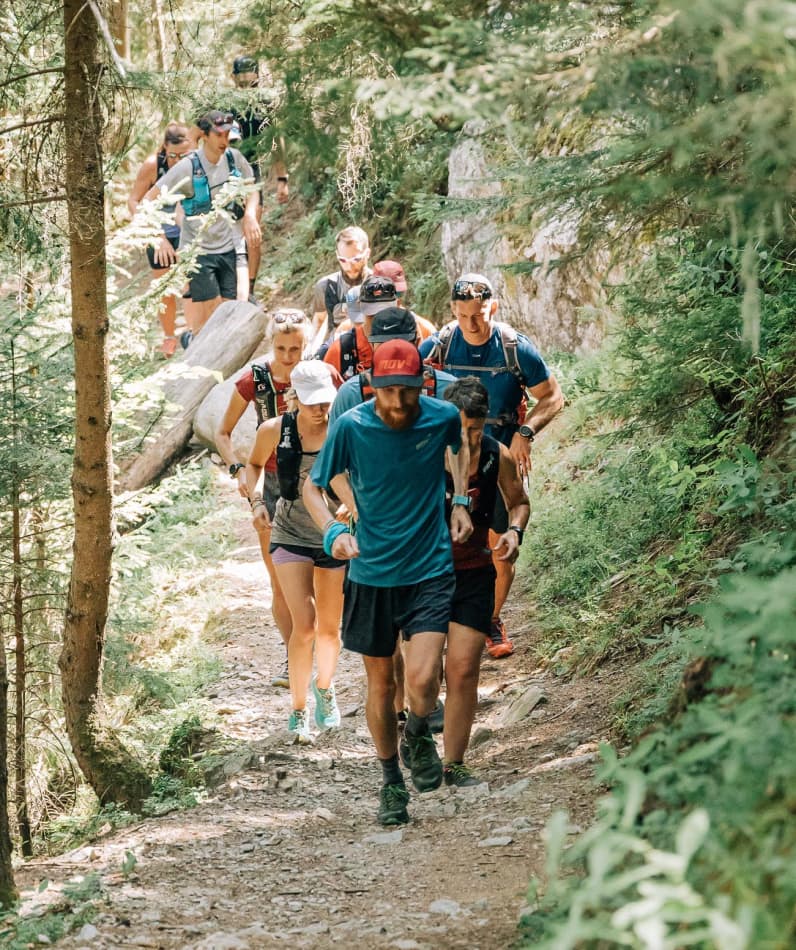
[117, 300, 267, 492]
[192, 363, 262, 463]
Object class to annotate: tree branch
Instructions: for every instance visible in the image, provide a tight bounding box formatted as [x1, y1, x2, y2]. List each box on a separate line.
[0, 115, 65, 136]
[0, 67, 64, 90]
[0, 194, 67, 210]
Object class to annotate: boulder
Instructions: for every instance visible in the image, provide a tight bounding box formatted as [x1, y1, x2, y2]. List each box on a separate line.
[192, 357, 267, 461]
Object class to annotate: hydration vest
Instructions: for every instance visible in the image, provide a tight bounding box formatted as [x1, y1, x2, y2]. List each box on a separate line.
[181, 149, 242, 218]
[358, 367, 439, 402]
[338, 328, 367, 380]
[425, 321, 527, 427]
[251, 361, 283, 427]
[275, 412, 303, 502]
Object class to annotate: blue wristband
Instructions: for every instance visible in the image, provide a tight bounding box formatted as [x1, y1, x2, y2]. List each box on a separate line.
[323, 521, 350, 557]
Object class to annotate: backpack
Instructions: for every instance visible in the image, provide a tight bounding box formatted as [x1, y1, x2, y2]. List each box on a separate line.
[425, 321, 527, 426]
[181, 149, 242, 218]
[358, 367, 439, 401]
[275, 411, 303, 502]
[251, 361, 281, 427]
[338, 328, 366, 380]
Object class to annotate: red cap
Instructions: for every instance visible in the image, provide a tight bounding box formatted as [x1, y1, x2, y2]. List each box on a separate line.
[373, 260, 407, 293]
[370, 339, 423, 388]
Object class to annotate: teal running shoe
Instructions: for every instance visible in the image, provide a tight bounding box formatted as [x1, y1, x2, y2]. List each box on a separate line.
[312, 678, 341, 731]
[287, 707, 311, 742]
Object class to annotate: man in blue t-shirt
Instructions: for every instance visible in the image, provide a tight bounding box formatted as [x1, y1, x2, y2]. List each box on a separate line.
[419, 272, 564, 657]
[304, 340, 472, 827]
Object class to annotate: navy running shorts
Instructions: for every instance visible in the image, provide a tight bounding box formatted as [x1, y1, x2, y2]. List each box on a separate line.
[189, 250, 238, 302]
[342, 571, 456, 658]
[450, 565, 496, 636]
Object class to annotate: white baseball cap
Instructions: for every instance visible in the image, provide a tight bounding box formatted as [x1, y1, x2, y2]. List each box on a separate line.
[291, 361, 337, 405]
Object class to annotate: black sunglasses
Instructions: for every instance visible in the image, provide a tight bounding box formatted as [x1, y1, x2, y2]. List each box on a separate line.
[452, 279, 492, 301]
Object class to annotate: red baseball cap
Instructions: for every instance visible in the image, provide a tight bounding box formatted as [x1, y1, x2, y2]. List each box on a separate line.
[370, 339, 423, 388]
[373, 260, 407, 293]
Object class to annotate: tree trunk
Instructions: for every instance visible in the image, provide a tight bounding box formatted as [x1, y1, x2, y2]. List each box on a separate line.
[0, 614, 15, 907]
[12, 497, 32, 857]
[151, 0, 166, 71]
[60, 0, 151, 811]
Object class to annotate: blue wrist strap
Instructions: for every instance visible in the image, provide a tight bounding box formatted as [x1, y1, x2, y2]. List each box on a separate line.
[323, 521, 350, 556]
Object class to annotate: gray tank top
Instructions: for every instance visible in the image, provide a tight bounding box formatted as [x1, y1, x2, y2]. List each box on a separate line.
[270, 451, 336, 548]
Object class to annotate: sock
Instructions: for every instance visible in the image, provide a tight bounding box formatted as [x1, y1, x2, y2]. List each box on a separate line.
[406, 711, 430, 737]
[249, 277, 256, 294]
[380, 754, 403, 786]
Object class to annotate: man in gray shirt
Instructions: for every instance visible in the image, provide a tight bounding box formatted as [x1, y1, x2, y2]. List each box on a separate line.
[149, 110, 261, 338]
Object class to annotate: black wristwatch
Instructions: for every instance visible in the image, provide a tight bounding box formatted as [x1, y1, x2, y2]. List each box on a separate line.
[229, 462, 245, 477]
[509, 526, 524, 545]
[518, 424, 535, 442]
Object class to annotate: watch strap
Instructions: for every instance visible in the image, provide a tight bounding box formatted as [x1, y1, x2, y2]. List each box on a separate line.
[452, 493, 472, 510]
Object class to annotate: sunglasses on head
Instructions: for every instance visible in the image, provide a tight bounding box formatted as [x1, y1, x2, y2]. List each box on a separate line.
[337, 253, 367, 265]
[452, 279, 492, 301]
[272, 310, 306, 326]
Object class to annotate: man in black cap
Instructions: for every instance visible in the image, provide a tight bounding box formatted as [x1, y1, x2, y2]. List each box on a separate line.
[149, 109, 259, 337]
[229, 55, 290, 299]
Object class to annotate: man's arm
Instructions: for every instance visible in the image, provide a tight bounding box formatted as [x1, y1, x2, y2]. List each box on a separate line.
[509, 373, 564, 474]
[492, 443, 531, 563]
[303, 472, 360, 560]
[445, 438, 473, 544]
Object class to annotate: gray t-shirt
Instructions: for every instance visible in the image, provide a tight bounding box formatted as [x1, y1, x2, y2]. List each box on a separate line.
[157, 146, 253, 255]
[270, 451, 336, 549]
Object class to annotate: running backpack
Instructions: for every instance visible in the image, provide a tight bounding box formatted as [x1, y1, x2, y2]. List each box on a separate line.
[338, 329, 364, 380]
[425, 321, 527, 427]
[181, 150, 242, 218]
[251, 361, 281, 427]
[275, 411, 303, 502]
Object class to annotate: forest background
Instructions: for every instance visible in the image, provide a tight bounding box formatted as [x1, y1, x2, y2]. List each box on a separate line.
[0, 0, 794, 946]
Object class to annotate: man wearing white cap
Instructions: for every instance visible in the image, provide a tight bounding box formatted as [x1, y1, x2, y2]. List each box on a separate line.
[420, 272, 564, 657]
[304, 340, 472, 826]
[246, 360, 345, 742]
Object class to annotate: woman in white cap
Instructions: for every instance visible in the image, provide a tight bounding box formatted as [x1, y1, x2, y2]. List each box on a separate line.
[245, 360, 345, 740]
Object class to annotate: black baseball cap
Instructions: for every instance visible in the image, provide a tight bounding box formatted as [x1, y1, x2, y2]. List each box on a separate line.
[360, 275, 397, 316]
[232, 55, 258, 75]
[369, 307, 418, 343]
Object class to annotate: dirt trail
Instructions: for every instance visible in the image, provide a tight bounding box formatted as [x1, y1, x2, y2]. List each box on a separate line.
[16, 476, 623, 949]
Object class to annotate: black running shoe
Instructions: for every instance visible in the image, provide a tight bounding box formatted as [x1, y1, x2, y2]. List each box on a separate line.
[378, 783, 410, 826]
[401, 731, 443, 793]
[443, 762, 481, 787]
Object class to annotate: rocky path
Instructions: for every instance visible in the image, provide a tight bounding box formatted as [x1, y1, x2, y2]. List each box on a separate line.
[14, 478, 622, 949]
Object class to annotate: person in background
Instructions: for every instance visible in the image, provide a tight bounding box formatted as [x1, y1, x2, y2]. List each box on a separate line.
[421, 273, 563, 658]
[127, 122, 193, 356]
[230, 55, 290, 301]
[147, 110, 259, 342]
[372, 259, 437, 342]
[310, 225, 372, 354]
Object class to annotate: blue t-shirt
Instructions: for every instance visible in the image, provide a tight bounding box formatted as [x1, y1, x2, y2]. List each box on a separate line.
[419, 323, 550, 446]
[311, 397, 462, 587]
[329, 368, 458, 424]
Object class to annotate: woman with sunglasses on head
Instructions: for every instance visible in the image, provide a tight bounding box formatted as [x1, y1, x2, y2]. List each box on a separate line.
[215, 309, 311, 687]
[246, 361, 346, 742]
[128, 122, 195, 356]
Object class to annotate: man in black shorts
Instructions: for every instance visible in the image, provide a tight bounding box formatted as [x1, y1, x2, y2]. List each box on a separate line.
[303, 341, 472, 825]
[440, 377, 529, 786]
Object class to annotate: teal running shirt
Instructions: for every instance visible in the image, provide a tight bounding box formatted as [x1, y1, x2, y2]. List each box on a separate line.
[311, 397, 462, 587]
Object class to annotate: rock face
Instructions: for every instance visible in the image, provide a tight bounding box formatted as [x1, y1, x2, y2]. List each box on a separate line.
[441, 127, 610, 354]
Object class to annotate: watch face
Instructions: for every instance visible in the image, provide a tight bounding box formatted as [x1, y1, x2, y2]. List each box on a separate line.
[519, 425, 533, 439]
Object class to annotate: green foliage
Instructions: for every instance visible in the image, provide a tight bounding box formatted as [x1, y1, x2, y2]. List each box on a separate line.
[158, 716, 204, 777]
[142, 774, 200, 816]
[0, 872, 102, 949]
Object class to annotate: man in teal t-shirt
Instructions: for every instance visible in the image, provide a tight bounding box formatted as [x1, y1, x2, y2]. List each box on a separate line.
[304, 340, 472, 827]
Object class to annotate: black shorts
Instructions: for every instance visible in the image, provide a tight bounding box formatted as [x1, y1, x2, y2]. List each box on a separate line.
[146, 233, 179, 270]
[342, 572, 455, 658]
[189, 250, 238, 302]
[451, 565, 496, 636]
